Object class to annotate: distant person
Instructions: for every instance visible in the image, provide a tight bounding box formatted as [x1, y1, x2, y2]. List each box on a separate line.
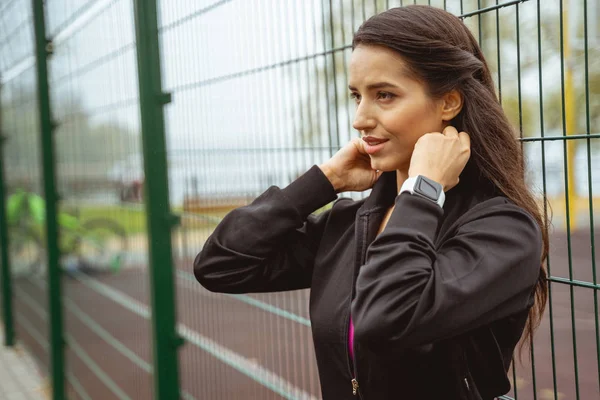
[194, 5, 548, 399]
[118, 178, 144, 203]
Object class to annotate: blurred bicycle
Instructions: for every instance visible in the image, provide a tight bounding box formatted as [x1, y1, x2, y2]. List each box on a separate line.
[6, 189, 127, 277]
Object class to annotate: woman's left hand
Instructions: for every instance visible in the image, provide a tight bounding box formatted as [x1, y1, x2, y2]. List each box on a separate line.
[408, 126, 471, 192]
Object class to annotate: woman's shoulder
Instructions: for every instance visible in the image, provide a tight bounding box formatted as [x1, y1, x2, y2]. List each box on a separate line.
[451, 194, 542, 247]
[463, 195, 537, 223]
[442, 187, 541, 241]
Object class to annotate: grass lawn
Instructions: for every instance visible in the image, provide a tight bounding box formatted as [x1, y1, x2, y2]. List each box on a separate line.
[76, 205, 147, 236]
[60, 199, 334, 238]
[72, 204, 233, 236]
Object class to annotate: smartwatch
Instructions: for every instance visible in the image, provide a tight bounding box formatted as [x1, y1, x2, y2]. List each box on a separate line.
[399, 175, 445, 208]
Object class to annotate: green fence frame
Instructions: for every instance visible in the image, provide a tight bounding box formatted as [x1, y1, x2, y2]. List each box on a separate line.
[133, 0, 182, 398]
[31, 1, 66, 398]
[0, 83, 14, 348]
[1, 0, 183, 398]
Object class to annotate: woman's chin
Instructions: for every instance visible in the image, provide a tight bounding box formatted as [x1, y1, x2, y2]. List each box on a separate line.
[370, 157, 401, 173]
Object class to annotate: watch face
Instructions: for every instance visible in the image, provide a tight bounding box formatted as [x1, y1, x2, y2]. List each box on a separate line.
[415, 176, 442, 201]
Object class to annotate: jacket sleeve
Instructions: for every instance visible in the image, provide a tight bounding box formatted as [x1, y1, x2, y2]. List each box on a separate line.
[193, 165, 338, 294]
[351, 192, 543, 354]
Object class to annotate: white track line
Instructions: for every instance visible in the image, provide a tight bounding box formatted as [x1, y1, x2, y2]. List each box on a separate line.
[69, 271, 318, 400]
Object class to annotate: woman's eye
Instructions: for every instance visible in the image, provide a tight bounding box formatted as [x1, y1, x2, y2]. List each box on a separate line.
[350, 92, 361, 103]
[377, 91, 396, 100]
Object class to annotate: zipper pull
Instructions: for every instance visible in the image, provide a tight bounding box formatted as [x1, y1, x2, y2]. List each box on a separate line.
[351, 378, 359, 395]
[464, 377, 470, 391]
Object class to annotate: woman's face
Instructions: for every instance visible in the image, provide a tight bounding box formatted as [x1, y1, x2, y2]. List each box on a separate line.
[348, 45, 447, 172]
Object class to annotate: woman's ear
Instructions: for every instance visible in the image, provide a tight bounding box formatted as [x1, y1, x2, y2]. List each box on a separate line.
[441, 90, 463, 121]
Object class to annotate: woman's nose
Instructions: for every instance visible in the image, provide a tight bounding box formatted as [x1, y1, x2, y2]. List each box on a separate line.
[352, 103, 376, 132]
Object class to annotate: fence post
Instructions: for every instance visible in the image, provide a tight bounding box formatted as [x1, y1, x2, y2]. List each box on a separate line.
[31, 1, 66, 399]
[0, 85, 15, 348]
[132, 1, 182, 399]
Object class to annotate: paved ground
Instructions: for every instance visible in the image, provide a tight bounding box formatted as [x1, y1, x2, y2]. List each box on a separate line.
[0, 326, 47, 400]
[6, 226, 600, 400]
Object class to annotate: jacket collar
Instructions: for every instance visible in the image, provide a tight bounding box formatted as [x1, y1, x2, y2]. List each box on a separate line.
[359, 170, 399, 215]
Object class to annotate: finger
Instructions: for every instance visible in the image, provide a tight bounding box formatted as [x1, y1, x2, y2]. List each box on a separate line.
[352, 137, 368, 155]
[354, 139, 372, 161]
[372, 170, 384, 185]
[442, 125, 459, 137]
[458, 131, 471, 148]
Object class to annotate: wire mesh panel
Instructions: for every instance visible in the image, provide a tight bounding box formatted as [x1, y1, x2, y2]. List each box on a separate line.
[162, 0, 599, 399]
[159, 1, 337, 398]
[0, 0, 51, 392]
[46, 0, 151, 398]
[476, 1, 599, 399]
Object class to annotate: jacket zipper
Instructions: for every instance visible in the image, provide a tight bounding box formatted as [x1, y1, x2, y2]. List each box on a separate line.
[352, 378, 360, 395]
[345, 311, 360, 396]
[461, 344, 474, 399]
[351, 305, 364, 398]
[347, 213, 369, 398]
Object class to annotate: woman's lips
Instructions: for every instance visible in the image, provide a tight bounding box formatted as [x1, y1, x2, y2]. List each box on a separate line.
[362, 137, 389, 155]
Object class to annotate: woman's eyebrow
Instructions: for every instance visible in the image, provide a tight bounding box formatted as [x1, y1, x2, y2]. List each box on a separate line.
[348, 82, 400, 91]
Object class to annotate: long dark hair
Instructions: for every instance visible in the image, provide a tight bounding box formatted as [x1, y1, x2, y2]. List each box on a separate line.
[352, 5, 548, 356]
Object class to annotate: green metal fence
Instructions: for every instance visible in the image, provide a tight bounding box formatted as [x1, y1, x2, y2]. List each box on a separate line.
[1, 0, 598, 399]
[1, 1, 50, 395]
[1, 0, 180, 398]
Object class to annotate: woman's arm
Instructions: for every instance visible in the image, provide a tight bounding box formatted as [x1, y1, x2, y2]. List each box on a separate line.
[351, 193, 543, 354]
[194, 165, 338, 294]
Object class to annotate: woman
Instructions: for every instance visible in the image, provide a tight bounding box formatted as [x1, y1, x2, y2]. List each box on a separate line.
[194, 5, 548, 400]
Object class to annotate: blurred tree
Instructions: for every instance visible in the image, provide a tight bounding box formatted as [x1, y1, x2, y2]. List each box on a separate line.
[0, 86, 138, 191]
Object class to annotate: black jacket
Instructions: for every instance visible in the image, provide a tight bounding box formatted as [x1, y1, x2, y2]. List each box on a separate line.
[194, 165, 542, 400]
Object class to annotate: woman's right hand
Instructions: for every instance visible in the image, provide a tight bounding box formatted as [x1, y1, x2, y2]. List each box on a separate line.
[319, 138, 383, 193]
